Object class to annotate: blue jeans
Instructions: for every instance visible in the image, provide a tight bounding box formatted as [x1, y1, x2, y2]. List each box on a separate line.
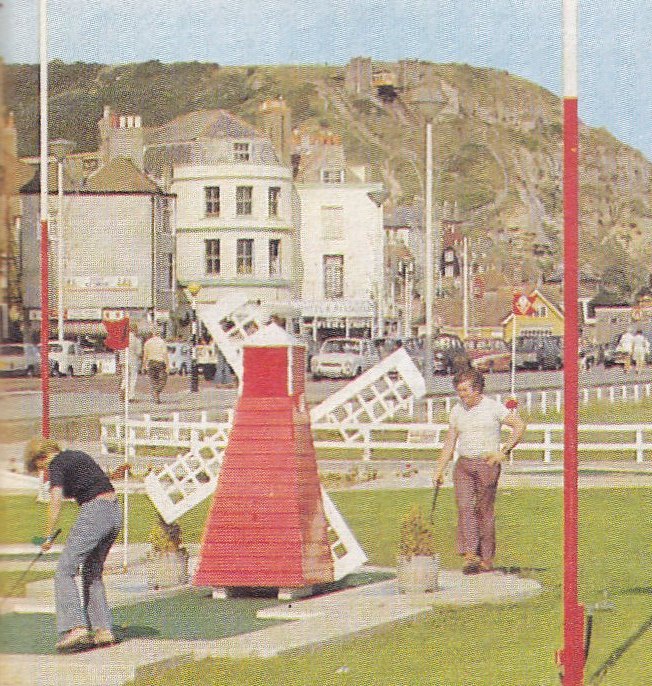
[54, 498, 123, 635]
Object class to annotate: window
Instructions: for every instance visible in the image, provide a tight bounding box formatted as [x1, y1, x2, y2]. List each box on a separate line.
[269, 239, 281, 277]
[237, 239, 254, 275]
[268, 186, 280, 217]
[534, 304, 548, 318]
[205, 186, 220, 216]
[233, 142, 251, 161]
[323, 255, 344, 299]
[321, 169, 344, 184]
[236, 186, 253, 215]
[205, 239, 221, 275]
[321, 206, 344, 240]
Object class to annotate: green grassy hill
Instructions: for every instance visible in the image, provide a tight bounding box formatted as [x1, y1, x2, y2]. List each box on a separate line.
[5, 59, 651, 294]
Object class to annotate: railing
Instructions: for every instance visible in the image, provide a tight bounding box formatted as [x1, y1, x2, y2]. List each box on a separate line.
[101, 414, 652, 465]
[425, 382, 652, 420]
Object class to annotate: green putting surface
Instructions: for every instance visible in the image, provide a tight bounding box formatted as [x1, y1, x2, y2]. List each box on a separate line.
[0, 572, 394, 655]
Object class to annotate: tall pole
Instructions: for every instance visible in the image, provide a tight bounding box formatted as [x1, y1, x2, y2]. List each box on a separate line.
[39, 0, 50, 437]
[424, 121, 434, 389]
[188, 283, 201, 392]
[56, 157, 64, 342]
[462, 236, 469, 340]
[560, 0, 584, 684]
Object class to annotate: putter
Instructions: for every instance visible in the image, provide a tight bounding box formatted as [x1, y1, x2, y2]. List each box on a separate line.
[430, 478, 443, 524]
[2, 528, 62, 601]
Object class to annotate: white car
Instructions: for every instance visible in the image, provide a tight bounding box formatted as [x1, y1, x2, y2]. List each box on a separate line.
[0, 343, 41, 377]
[47, 341, 98, 377]
[310, 338, 380, 380]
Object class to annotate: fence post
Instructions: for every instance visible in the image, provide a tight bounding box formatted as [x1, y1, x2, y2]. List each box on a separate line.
[541, 392, 548, 415]
[172, 412, 180, 443]
[555, 390, 562, 413]
[609, 387, 615, 403]
[646, 383, 651, 398]
[582, 389, 589, 405]
[622, 385, 627, 401]
[362, 427, 371, 461]
[634, 385, 640, 402]
[596, 387, 602, 402]
[526, 391, 532, 414]
[427, 398, 434, 424]
[445, 397, 451, 414]
[543, 427, 552, 463]
[636, 429, 644, 463]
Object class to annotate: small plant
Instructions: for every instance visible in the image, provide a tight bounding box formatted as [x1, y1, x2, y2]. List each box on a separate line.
[148, 514, 184, 554]
[398, 506, 436, 560]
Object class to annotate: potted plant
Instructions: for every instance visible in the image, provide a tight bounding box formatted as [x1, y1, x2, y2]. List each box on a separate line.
[396, 506, 439, 593]
[145, 515, 189, 590]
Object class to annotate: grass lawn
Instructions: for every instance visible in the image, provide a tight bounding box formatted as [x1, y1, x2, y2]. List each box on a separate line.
[2, 487, 651, 685]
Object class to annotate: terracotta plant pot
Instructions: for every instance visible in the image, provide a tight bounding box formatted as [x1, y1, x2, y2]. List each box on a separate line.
[397, 554, 440, 593]
[145, 549, 189, 590]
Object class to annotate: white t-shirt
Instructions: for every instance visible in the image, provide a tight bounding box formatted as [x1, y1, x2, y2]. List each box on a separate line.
[449, 396, 510, 458]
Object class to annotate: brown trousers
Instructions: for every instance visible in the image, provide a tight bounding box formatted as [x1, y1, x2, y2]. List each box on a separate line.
[147, 360, 167, 398]
[453, 457, 501, 561]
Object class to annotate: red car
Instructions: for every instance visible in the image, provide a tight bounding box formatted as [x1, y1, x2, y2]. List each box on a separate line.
[466, 338, 512, 373]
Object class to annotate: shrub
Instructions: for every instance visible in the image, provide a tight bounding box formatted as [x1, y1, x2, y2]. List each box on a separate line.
[398, 506, 436, 559]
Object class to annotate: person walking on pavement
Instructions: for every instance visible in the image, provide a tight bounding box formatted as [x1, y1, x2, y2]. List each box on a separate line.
[24, 438, 125, 652]
[632, 329, 650, 375]
[142, 328, 169, 404]
[433, 367, 526, 574]
[120, 322, 142, 402]
[617, 328, 635, 374]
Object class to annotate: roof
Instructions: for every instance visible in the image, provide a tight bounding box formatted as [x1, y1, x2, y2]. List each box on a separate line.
[83, 157, 162, 193]
[244, 322, 304, 348]
[145, 110, 259, 146]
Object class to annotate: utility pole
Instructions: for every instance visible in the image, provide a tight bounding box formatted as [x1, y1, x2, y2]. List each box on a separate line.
[423, 120, 434, 391]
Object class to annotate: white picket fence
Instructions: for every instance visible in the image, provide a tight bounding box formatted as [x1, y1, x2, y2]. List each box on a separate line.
[101, 414, 652, 465]
[426, 382, 652, 421]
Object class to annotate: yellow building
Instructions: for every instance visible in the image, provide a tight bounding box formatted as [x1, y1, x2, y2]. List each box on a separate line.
[501, 289, 564, 342]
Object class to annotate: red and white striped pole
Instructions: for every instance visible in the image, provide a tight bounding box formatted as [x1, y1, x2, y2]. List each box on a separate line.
[560, 0, 584, 684]
[39, 0, 50, 438]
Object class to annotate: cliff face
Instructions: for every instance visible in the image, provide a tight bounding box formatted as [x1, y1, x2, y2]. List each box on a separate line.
[4, 59, 651, 294]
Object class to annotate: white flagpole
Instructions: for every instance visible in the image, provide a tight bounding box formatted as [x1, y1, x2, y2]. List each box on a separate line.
[511, 317, 517, 398]
[122, 342, 130, 571]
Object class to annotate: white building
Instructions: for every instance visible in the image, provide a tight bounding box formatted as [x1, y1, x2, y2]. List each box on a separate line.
[294, 136, 386, 339]
[144, 111, 298, 307]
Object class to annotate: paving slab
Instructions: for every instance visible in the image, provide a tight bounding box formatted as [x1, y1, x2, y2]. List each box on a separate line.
[0, 565, 541, 686]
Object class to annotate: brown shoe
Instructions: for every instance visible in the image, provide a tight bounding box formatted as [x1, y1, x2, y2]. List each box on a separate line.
[93, 628, 116, 646]
[462, 553, 481, 575]
[478, 560, 494, 573]
[56, 627, 93, 653]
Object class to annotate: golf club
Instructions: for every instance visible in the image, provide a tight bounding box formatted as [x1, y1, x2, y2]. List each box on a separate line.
[430, 477, 443, 524]
[1, 528, 62, 602]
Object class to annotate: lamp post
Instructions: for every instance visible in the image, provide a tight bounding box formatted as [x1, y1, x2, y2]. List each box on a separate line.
[187, 282, 201, 392]
[50, 139, 75, 343]
[398, 259, 414, 339]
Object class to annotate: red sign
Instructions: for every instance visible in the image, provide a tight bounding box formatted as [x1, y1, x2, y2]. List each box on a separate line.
[512, 292, 536, 316]
[103, 316, 130, 350]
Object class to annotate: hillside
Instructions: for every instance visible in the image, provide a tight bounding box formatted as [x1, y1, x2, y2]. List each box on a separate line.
[5, 59, 652, 296]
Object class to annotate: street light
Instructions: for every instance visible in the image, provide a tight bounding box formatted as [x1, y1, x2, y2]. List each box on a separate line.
[187, 282, 201, 392]
[50, 139, 75, 343]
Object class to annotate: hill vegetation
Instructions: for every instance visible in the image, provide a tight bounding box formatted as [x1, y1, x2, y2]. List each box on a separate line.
[5, 59, 651, 296]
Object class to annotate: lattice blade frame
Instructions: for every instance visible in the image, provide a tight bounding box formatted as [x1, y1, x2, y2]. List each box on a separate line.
[310, 348, 426, 441]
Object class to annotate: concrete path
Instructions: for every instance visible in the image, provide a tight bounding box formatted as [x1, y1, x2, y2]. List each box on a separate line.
[0, 563, 541, 686]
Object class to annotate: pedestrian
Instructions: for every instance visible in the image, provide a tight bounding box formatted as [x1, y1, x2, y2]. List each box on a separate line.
[433, 367, 526, 574]
[142, 328, 169, 404]
[617, 328, 635, 374]
[632, 329, 650, 375]
[24, 437, 124, 652]
[120, 322, 142, 402]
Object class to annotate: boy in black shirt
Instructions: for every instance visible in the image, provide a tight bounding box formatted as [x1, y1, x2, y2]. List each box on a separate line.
[25, 438, 124, 652]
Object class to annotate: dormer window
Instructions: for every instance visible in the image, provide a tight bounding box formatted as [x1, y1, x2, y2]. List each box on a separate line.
[233, 142, 251, 162]
[321, 169, 344, 184]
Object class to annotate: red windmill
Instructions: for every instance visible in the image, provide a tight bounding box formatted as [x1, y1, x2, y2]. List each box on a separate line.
[193, 323, 334, 595]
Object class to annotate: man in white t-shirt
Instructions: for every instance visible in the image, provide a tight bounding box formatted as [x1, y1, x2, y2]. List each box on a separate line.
[434, 367, 526, 574]
[631, 330, 650, 375]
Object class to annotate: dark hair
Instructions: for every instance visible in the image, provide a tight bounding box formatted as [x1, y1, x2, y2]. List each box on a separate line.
[453, 367, 485, 393]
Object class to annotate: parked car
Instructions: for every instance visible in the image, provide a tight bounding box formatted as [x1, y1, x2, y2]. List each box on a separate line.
[167, 342, 191, 375]
[466, 338, 511, 373]
[310, 338, 380, 379]
[432, 334, 468, 374]
[514, 336, 563, 371]
[0, 343, 41, 377]
[46, 341, 98, 377]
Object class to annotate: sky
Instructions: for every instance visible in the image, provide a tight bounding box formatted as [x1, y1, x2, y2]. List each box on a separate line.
[2, 0, 650, 160]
